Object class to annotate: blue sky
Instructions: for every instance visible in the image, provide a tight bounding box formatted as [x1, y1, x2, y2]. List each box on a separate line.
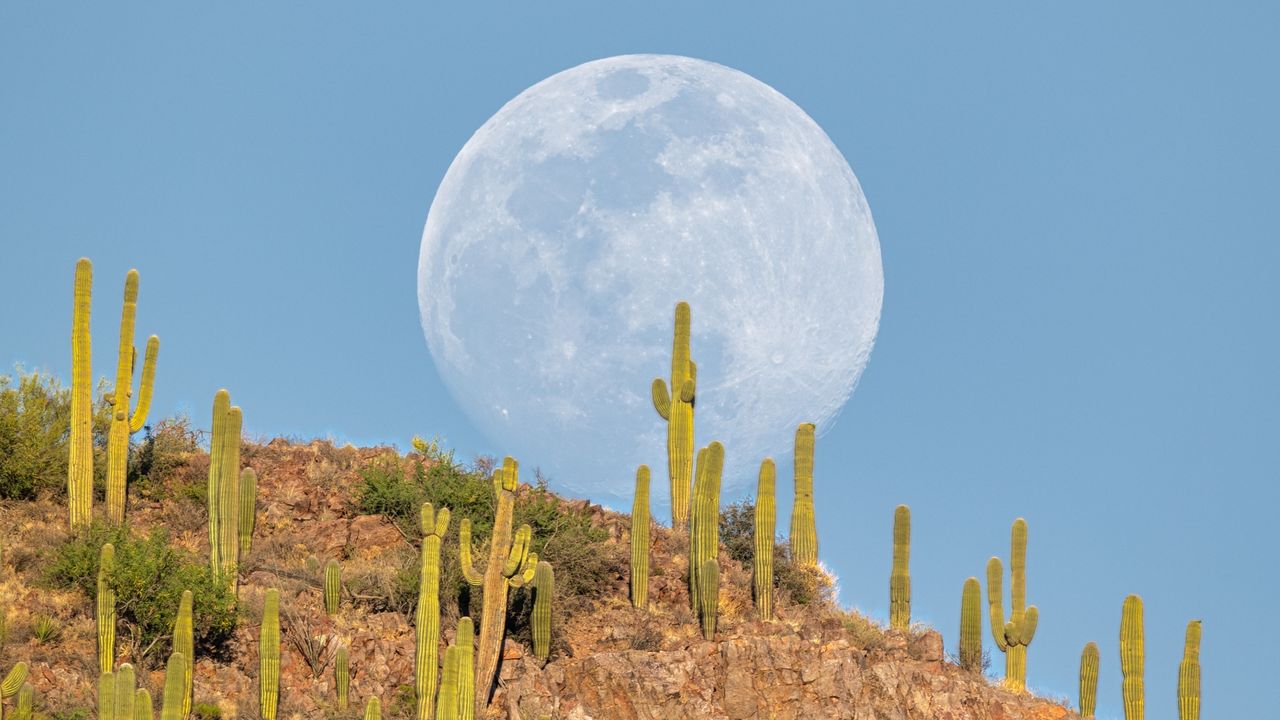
[2, 3, 1276, 717]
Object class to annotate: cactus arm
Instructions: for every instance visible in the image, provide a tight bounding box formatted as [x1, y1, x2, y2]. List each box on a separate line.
[651, 378, 671, 420]
[0, 664, 28, 697]
[985, 557, 1008, 650]
[128, 335, 159, 432]
[1020, 605, 1040, 645]
[458, 519, 484, 587]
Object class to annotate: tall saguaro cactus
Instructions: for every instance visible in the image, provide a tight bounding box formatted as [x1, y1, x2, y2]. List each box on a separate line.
[651, 301, 697, 528]
[789, 423, 818, 567]
[753, 458, 776, 621]
[416, 503, 450, 720]
[689, 442, 724, 620]
[959, 577, 982, 671]
[1079, 641, 1099, 718]
[172, 590, 193, 718]
[1179, 620, 1201, 720]
[1120, 595, 1144, 720]
[889, 505, 911, 630]
[105, 268, 159, 524]
[531, 561, 554, 660]
[986, 518, 1039, 691]
[207, 389, 244, 591]
[160, 652, 185, 720]
[97, 543, 117, 674]
[68, 258, 94, 530]
[459, 458, 538, 716]
[630, 465, 650, 609]
[259, 589, 281, 720]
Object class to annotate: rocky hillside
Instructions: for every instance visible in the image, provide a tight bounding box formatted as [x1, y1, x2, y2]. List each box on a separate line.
[0, 435, 1078, 720]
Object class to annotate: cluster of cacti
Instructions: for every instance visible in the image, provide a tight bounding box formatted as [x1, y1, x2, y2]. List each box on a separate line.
[324, 559, 342, 616]
[96, 664, 152, 720]
[958, 577, 982, 671]
[789, 423, 817, 567]
[104, 268, 159, 524]
[68, 259, 94, 530]
[629, 465, 650, 609]
[1, 664, 28, 720]
[986, 517, 1039, 691]
[207, 389, 246, 590]
[239, 467, 258, 556]
[436, 618, 475, 720]
[160, 652, 185, 720]
[335, 644, 350, 711]
[172, 591, 193, 718]
[459, 457, 539, 715]
[1120, 594, 1144, 720]
[1179, 620, 1201, 720]
[532, 561, 553, 660]
[689, 442, 724, 640]
[753, 459, 776, 621]
[97, 543, 116, 674]
[259, 589, 281, 720]
[416, 502, 450, 720]
[889, 504, 911, 630]
[1079, 641, 1099, 718]
[651, 301, 697, 528]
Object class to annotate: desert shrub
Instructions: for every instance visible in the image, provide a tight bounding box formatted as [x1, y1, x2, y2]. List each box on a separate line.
[720, 500, 829, 606]
[843, 610, 887, 650]
[128, 415, 202, 502]
[45, 523, 237, 663]
[191, 702, 222, 720]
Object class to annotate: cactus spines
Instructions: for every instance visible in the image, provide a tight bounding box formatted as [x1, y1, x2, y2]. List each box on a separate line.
[105, 268, 159, 524]
[207, 389, 245, 590]
[160, 652, 185, 720]
[753, 458, 776, 621]
[986, 518, 1038, 691]
[416, 503, 450, 720]
[172, 590, 193, 718]
[113, 664, 136, 720]
[532, 561, 553, 660]
[1179, 620, 1201, 720]
[69, 258, 94, 530]
[460, 457, 539, 715]
[98, 671, 114, 720]
[97, 543, 117, 674]
[335, 644, 350, 712]
[630, 465, 651, 610]
[1079, 641, 1099, 718]
[364, 697, 382, 720]
[259, 588, 281, 720]
[889, 505, 911, 630]
[14, 682, 32, 720]
[698, 559, 719, 640]
[789, 423, 818, 567]
[324, 559, 342, 616]
[689, 442, 724, 616]
[959, 577, 982, 672]
[651, 301, 696, 528]
[437, 644, 460, 720]
[239, 467, 257, 557]
[134, 688, 153, 720]
[1120, 594, 1144, 720]
[456, 617, 475, 720]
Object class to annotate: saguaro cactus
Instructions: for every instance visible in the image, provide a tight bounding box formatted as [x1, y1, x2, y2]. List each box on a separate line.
[364, 697, 382, 720]
[68, 258, 94, 530]
[1, 664, 28, 720]
[172, 590, 193, 718]
[689, 442, 724, 618]
[459, 457, 538, 715]
[1120, 594, 1144, 720]
[456, 617, 475, 720]
[651, 301, 697, 528]
[753, 458, 776, 621]
[105, 268, 159, 524]
[97, 543, 117, 674]
[698, 559, 719, 640]
[532, 561, 554, 660]
[259, 589, 281, 720]
[1079, 641, 1099, 718]
[207, 390, 244, 590]
[889, 505, 911, 630]
[160, 652, 185, 720]
[789, 423, 818, 567]
[14, 682, 32, 720]
[1179, 620, 1201, 720]
[630, 465, 650, 610]
[113, 664, 136, 720]
[416, 503, 450, 720]
[986, 518, 1039, 691]
[437, 645, 460, 720]
[134, 689, 153, 720]
[335, 645, 350, 712]
[959, 577, 982, 671]
[324, 559, 342, 616]
[239, 467, 257, 557]
[98, 671, 114, 720]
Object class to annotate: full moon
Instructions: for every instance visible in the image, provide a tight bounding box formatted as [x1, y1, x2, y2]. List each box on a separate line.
[418, 55, 882, 509]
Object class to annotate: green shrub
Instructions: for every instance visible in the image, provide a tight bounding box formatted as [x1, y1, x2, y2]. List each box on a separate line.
[720, 500, 830, 606]
[44, 523, 237, 663]
[192, 702, 222, 720]
[128, 415, 202, 502]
